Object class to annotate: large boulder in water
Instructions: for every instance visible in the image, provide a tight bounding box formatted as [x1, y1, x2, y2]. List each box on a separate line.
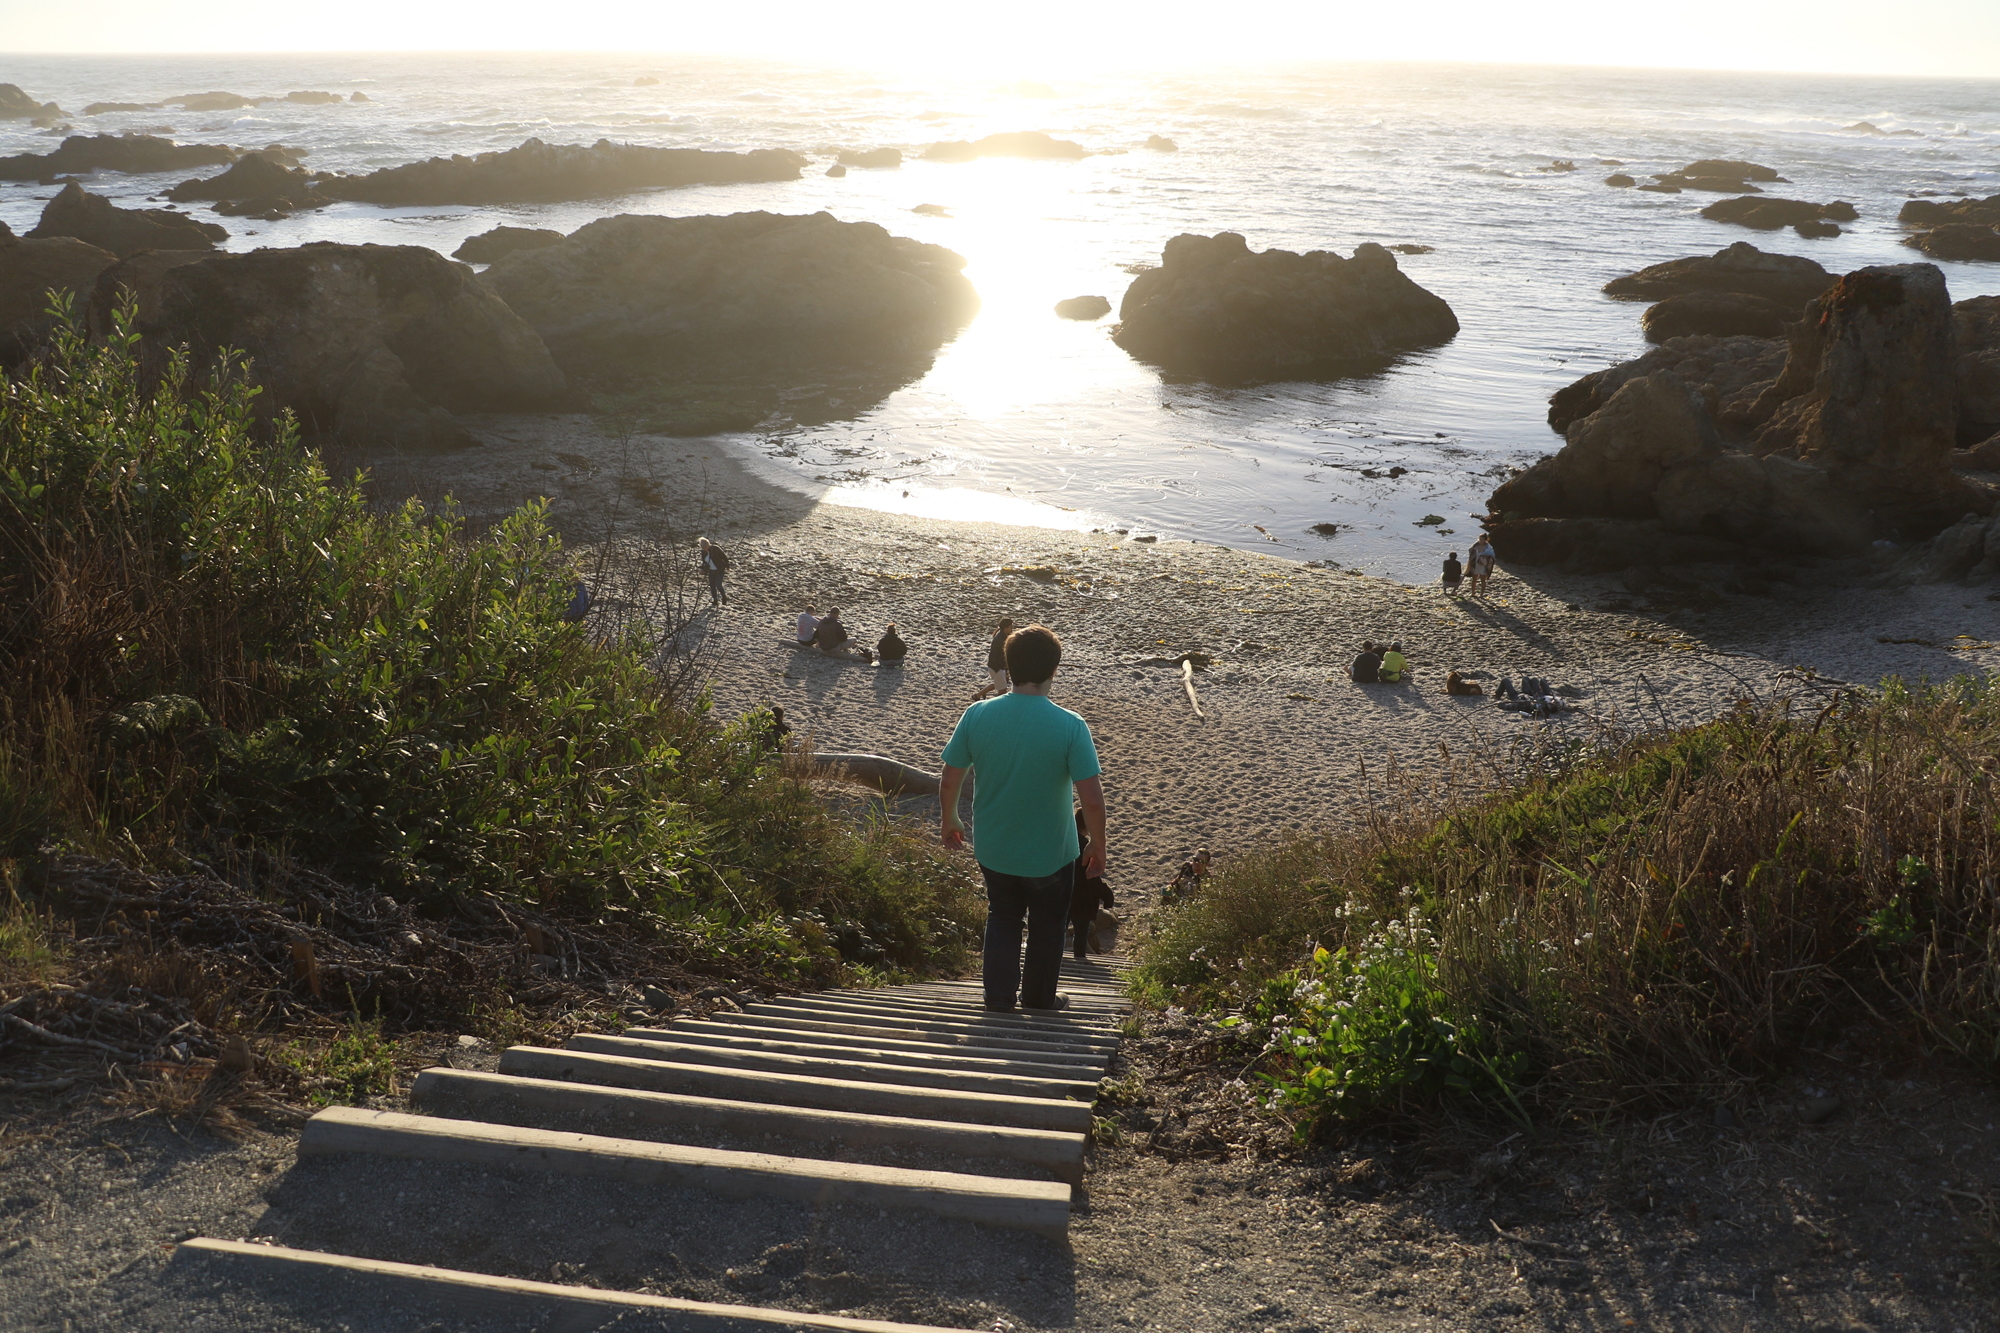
[0, 230, 118, 364]
[1604, 241, 1834, 312]
[0, 84, 64, 121]
[923, 132, 1085, 163]
[1641, 291, 1792, 342]
[452, 226, 564, 265]
[27, 182, 226, 258]
[0, 134, 238, 182]
[1900, 195, 2000, 228]
[1903, 223, 2000, 262]
[167, 153, 329, 218]
[481, 211, 978, 384]
[312, 138, 807, 206]
[92, 243, 569, 450]
[837, 147, 902, 169]
[1111, 232, 1459, 378]
[1701, 196, 1858, 231]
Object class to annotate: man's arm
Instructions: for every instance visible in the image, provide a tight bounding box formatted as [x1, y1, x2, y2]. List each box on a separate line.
[1075, 776, 1106, 879]
[939, 764, 970, 850]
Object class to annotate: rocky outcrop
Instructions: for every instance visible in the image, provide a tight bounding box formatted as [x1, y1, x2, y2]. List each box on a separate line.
[837, 148, 902, 168]
[451, 226, 564, 265]
[825, 164, 846, 178]
[26, 182, 225, 258]
[1899, 195, 2000, 228]
[1603, 242, 1834, 312]
[0, 84, 64, 120]
[167, 153, 329, 218]
[311, 138, 807, 205]
[1956, 296, 2000, 442]
[1111, 232, 1458, 378]
[1648, 159, 1785, 193]
[0, 231, 118, 364]
[1144, 135, 1178, 151]
[92, 243, 569, 450]
[1496, 263, 1986, 564]
[1701, 196, 1858, 232]
[1054, 295, 1110, 320]
[1605, 173, 1635, 187]
[480, 211, 978, 385]
[168, 92, 261, 112]
[923, 132, 1085, 163]
[0, 134, 240, 182]
[1640, 291, 1790, 342]
[1904, 224, 2000, 262]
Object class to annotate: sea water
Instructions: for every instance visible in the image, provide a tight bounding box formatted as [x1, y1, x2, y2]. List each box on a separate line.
[3, 53, 1996, 580]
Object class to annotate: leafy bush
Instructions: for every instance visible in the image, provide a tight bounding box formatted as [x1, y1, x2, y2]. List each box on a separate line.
[1141, 684, 2000, 1130]
[0, 304, 977, 993]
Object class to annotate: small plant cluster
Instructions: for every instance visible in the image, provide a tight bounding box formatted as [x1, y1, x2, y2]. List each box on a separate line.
[1141, 683, 2000, 1134]
[0, 305, 978, 1068]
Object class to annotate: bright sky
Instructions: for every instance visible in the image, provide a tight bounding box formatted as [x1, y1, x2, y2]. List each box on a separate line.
[2, 0, 1996, 80]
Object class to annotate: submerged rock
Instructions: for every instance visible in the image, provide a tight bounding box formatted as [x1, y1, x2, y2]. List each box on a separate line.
[1054, 294, 1111, 320]
[1640, 290, 1791, 342]
[480, 211, 978, 385]
[1904, 223, 2000, 262]
[836, 147, 902, 169]
[451, 225, 564, 265]
[1604, 242, 1835, 312]
[1111, 232, 1459, 378]
[92, 242, 568, 450]
[923, 132, 1085, 163]
[1701, 196, 1858, 231]
[312, 137, 807, 205]
[0, 133, 238, 182]
[26, 181, 226, 258]
[0, 230, 117, 364]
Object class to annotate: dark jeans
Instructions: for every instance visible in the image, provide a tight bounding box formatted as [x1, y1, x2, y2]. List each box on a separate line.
[979, 862, 1073, 1010]
[705, 570, 727, 605]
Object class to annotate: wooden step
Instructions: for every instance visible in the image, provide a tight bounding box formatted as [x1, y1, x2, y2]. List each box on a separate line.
[564, 1033, 1096, 1099]
[498, 1046, 1096, 1132]
[173, 1238, 972, 1332]
[412, 1068, 1089, 1183]
[792, 993, 1123, 1025]
[715, 1010, 1117, 1056]
[639, 1019, 1111, 1068]
[620, 1024, 1107, 1082]
[300, 1107, 1072, 1236]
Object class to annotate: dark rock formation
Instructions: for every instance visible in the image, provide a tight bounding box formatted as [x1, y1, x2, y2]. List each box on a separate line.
[1904, 223, 2000, 262]
[166, 152, 327, 218]
[1549, 334, 1787, 433]
[1111, 232, 1458, 378]
[1605, 173, 1635, 187]
[1144, 135, 1178, 151]
[26, 182, 226, 258]
[1054, 295, 1111, 320]
[0, 134, 239, 182]
[351, 92, 371, 102]
[82, 101, 153, 115]
[1648, 159, 1786, 193]
[825, 164, 847, 178]
[1388, 244, 1434, 255]
[480, 211, 978, 386]
[1604, 242, 1834, 312]
[1956, 296, 2000, 442]
[1794, 220, 1842, 239]
[923, 132, 1085, 163]
[284, 91, 342, 105]
[451, 226, 564, 265]
[0, 84, 64, 120]
[1637, 182, 1681, 194]
[837, 147, 902, 168]
[1681, 159, 1784, 182]
[1641, 291, 1791, 342]
[92, 243, 568, 449]
[1701, 196, 1858, 231]
[1497, 263, 1981, 564]
[310, 137, 807, 205]
[166, 92, 260, 112]
[0, 231, 117, 364]
[1901, 195, 2000, 228]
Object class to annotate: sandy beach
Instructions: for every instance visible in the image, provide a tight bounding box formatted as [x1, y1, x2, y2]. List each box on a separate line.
[352, 414, 2000, 907]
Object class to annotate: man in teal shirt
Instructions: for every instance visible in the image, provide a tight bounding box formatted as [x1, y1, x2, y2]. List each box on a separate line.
[940, 624, 1106, 1012]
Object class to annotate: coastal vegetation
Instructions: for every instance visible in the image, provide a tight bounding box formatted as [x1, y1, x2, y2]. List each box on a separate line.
[1136, 682, 2000, 1138]
[0, 308, 980, 1092]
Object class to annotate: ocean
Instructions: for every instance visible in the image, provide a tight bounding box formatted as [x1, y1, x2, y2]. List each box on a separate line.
[4, 53, 1997, 581]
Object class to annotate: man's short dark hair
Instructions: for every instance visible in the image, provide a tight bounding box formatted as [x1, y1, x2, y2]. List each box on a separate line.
[1004, 624, 1062, 685]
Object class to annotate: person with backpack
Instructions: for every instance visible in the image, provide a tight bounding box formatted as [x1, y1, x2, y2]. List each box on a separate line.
[697, 536, 729, 607]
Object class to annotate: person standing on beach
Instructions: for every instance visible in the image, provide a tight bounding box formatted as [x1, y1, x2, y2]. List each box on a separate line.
[697, 537, 729, 607]
[971, 617, 1015, 700]
[939, 624, 1105, 1012]
[1469, 534, 1497, 597]
[1441, 551, 1463, 597]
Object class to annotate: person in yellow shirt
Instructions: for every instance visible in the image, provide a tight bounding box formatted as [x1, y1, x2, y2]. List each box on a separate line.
[1379, 642, 1409, 683]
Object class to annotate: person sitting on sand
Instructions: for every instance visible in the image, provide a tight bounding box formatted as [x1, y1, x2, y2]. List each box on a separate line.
[1379, 642, 1409, 683]
[796, 604, 819, 645]
[1441, 552, 1463, 597]
[876, 622, 907, 666]
[1445, 670, 1484, 697]
[1069, 809, 1115, 960]
[814, 608, 873, 662]
[1350, 641, 1383, 684]
[1166, 847, 1211, 904]
[971, 617, 1015, 700]
[757, 704, 792, 752]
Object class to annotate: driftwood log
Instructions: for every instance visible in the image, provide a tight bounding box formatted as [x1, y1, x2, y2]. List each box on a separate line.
[811, 753, 962, 798]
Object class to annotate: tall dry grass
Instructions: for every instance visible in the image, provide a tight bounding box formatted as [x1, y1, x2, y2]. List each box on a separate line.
[1139, 682, 2000, 1125]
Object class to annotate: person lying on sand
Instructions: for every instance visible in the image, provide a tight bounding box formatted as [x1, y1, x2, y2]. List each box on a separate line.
[796, 604, 819, 645]
[814, 608, 873, 662]
[1380, 642, 1409, 683]
[1350, 641, 1383, 684]
[876, 622, 907, 666]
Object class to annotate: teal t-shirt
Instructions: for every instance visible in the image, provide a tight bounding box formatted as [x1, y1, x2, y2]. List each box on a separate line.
[941, 693, 1102, 878]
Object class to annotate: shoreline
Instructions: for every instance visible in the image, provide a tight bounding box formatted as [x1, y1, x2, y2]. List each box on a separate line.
[352, 413, 2000, 902]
